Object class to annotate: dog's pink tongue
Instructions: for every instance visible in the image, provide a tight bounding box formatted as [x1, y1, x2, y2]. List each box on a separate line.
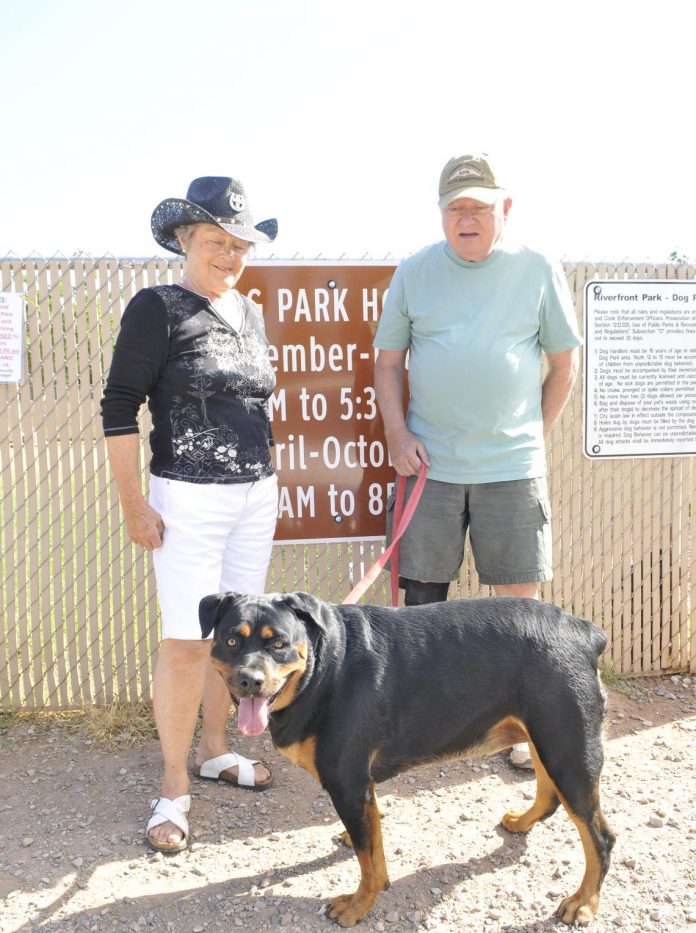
[237, 697, 270, 736]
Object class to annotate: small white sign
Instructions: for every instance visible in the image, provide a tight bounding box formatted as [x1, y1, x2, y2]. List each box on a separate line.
[0, 292, 25, 383]
[584, 279, 696, 459]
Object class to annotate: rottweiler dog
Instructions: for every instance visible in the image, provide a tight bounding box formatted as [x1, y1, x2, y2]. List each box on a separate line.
[199, 592, 615, 928]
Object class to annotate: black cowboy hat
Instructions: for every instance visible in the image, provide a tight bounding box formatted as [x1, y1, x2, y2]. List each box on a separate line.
[151, 176, 278, 254]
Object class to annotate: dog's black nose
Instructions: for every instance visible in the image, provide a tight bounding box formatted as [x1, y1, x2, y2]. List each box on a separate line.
[238, 668, 265, 691]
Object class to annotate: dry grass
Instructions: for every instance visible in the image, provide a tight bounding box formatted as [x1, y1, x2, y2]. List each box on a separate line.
[0, 709, 84, 735]
[599, 664, 651, 701]
[82, 702, 158, 749]
[0, 703, 158, 749]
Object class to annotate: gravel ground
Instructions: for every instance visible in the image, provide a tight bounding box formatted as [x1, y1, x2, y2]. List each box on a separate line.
[1, 676, 695, 933]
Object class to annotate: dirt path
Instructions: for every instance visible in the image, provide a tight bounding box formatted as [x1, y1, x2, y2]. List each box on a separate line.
[1, 677, 695, 933]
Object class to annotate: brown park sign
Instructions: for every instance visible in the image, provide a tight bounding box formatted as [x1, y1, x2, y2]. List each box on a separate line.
[241, 263, 397, 542]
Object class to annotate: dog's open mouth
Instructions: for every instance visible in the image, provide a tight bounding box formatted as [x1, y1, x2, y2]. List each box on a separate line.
[229, 684, 286, 736]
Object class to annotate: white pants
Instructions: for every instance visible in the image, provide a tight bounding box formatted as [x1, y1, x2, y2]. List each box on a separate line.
[149, 473, 278, 640]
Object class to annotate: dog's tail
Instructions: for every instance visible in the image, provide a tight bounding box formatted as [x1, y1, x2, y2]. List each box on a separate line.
[587, 624, 610, 718]
[590, 623, 608, 661]
[570, 612, 608, 665]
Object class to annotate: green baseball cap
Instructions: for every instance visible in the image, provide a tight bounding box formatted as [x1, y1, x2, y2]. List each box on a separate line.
[438, 153, 503, 209]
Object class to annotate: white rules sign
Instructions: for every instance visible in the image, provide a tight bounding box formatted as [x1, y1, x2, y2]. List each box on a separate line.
[584, 279, 696, 459]
[0, 292, 24, 383]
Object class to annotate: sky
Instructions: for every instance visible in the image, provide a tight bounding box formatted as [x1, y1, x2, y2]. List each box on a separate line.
[2, 0, 695, 264]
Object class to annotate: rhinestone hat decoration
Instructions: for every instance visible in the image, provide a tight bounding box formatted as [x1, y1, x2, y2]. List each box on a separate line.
[151, 176, 278, 254]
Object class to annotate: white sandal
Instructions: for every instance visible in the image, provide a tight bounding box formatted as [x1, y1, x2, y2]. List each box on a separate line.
[146, 794, 191, 853]
[192, 752, 273, 790]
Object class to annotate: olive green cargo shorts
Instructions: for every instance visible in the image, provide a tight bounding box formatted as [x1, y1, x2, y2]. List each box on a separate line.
[386, 476, 552, 585]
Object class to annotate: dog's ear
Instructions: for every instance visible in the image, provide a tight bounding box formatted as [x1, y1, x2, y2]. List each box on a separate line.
[280, 591, 327, 631]
[199, 593, 235, 638]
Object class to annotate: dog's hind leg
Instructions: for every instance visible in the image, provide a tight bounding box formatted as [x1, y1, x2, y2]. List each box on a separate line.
[500, 742, 561, 833]
[553, 791, 615, 926]
[529, 729, 614, 925]
[326, 782, 389, 927]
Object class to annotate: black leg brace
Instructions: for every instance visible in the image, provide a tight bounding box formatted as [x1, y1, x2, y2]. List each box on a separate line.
[402, 578, 450, 606]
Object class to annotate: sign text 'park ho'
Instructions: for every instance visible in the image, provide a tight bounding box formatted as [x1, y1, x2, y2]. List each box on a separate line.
[242, 263, 397, 543]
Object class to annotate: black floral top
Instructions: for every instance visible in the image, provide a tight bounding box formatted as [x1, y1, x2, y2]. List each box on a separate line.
[101, 285, 276, 484]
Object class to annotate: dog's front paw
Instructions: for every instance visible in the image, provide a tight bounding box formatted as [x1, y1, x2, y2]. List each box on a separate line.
[555, 890, 599, 926]
[327, 891, 375, 927]
[500, 809, 534, 833]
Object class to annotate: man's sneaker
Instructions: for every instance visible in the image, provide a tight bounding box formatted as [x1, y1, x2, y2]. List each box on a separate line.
[509, 742, 534, 770]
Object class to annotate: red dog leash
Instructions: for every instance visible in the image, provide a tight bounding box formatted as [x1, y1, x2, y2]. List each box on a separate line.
[343, 461, 428, 606]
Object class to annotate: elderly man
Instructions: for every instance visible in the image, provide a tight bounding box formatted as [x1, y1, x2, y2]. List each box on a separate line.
[374, 153, 581, 768]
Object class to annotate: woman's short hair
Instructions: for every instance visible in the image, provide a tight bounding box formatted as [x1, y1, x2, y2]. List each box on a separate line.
[174, 224, 197, 251]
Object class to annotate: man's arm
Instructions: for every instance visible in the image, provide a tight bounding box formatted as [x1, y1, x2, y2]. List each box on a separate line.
[374, 349, 430, 476]
[106, 434, 164, 550]
[541, 347, 580, 439]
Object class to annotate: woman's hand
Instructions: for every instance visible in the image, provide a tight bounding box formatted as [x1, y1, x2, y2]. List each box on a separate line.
[122, 499, 165, 550]
[105, 436, 164, 550]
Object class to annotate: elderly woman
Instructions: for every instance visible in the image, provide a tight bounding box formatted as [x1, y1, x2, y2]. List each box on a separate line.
[101, 176, 279, 853]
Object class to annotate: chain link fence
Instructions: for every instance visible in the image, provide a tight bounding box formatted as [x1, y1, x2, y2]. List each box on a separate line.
[1, 255, 694, 710]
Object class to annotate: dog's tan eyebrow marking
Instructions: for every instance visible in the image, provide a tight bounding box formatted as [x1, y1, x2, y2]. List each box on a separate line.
[260, 625, 275, 640]
[237, 622, 252, 638]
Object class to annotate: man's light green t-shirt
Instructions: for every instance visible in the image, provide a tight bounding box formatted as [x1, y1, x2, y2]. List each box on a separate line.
[373, 240, 582, 484]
